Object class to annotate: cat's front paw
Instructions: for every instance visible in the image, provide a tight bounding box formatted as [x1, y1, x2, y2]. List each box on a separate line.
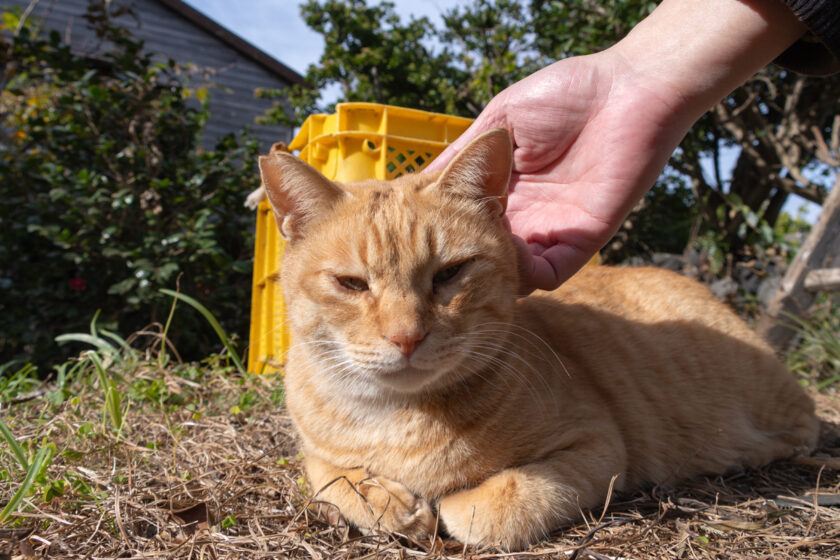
[439, 488, 535, 550]
[356, 476, 436, 539]
[438, 468, 577, 550]
[313, 501, 348, 532]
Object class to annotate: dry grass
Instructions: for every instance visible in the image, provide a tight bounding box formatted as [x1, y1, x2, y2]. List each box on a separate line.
[1, 355, 839, 560]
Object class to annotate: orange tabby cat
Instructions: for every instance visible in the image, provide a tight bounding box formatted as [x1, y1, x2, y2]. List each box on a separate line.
[258, 129, 818, 550]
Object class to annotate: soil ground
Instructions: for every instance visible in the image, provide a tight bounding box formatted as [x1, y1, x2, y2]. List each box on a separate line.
[1, 364, 839, 560]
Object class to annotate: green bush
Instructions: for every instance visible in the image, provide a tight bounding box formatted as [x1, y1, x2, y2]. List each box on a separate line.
[0, 5, 260, 366]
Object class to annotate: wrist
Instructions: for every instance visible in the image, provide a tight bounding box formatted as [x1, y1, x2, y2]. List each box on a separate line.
[609, 0, 806, 125]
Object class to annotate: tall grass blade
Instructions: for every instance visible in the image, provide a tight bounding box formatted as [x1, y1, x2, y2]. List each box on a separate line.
[89, 309, 102, 337]
[159, 283, 180, 368]
[0, 360, 24, 377]
[55, 333, 117, 353]
[87, 352, 123, 431]
[99, 329, 134, 356]
[0, 416, 29, 471]
[160, 289, 246, 375]
[0, 442, 55, 523]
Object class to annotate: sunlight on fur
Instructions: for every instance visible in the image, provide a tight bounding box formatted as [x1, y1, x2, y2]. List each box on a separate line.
[257, 128, 818, 551]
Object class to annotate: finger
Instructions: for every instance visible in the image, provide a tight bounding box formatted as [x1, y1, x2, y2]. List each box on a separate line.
[511, 234, 540, 296]
[517, 242, 592, 295]
[527, 241, 547, 256]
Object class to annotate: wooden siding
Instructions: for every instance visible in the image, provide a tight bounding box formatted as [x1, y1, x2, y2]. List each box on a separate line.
[5, 0, 299, 151]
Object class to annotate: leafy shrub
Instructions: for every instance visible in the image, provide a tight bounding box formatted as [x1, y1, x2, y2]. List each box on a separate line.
[0, 4, 260, 366]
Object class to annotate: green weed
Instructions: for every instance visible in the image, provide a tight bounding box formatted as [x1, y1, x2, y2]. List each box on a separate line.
[0, 415, 28, 471]
[786, 299, 840, 390]
[55, 315, 129, 432]
[0, 417, 56, 523]
[0, 287, 288, 536]
[0, 362, 40, 403]
[160, 289, 247, 375]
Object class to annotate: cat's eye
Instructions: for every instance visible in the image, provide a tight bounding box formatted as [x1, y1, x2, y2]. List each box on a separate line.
[433, 260, 469, 286]
[335, 275, 369, 292]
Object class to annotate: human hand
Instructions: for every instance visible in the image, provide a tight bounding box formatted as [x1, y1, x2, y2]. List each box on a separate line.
[427, 0, 806, 294]
[429, 50, 692, 293]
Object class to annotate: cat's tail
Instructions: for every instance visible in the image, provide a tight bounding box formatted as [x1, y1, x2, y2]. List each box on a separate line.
[245, 186, 266, 210]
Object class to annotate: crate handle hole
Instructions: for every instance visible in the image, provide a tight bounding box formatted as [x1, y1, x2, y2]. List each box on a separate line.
[362, 139, 381, 155]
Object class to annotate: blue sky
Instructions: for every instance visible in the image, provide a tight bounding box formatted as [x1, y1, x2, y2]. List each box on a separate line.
[182, 0, 462, 76]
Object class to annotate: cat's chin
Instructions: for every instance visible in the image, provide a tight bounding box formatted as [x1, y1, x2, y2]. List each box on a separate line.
[373, 364, 453, 394]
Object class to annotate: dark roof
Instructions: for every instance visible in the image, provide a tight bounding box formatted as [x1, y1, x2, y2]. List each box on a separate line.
[156, 0, 308, 87]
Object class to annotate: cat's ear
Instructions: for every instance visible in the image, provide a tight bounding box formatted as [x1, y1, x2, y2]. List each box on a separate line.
[432, 128, 512, 216]
[258, 153, 345, 241]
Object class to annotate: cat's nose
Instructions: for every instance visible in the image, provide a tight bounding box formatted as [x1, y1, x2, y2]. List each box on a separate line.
[387, 332, 425, 358]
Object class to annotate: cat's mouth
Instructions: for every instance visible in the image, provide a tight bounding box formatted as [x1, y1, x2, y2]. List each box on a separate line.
[374, 362, 449, 393]
[337, 343, 465, 394]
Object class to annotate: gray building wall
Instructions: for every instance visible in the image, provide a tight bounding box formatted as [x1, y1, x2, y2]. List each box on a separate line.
[5, 0, 301, 151]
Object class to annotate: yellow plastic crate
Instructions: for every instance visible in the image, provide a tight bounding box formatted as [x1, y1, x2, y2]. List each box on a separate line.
[248, 103, 473, 373]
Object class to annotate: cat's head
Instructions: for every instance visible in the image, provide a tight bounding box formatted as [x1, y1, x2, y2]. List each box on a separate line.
[259, 129, 518, 396]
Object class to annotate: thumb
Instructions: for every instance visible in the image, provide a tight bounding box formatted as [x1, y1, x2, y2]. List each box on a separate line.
[515, 240, 592, 295]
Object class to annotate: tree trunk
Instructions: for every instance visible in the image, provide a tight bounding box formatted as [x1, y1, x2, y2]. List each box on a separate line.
[756, 182, 840, 351]
[763, 187, 789, 227]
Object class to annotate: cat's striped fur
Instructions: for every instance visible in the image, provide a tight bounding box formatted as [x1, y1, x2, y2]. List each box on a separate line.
[258, 129, 818, 549]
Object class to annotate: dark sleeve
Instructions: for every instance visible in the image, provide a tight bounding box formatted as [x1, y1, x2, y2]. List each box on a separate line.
[775, 0, 840, 75]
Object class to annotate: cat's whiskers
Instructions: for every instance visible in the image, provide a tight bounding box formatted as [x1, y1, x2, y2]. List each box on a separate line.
[282, 338, 340, 357]
[474, 321, 572, 379]
[291, 344, 367, 396]
[250, 311, 290, 335]
[283, 340, 343, 377]
[331, 363, 366, 390]
[430, 359, 497, 400]
[467, 332, 550, 372]
[245, 313, 291, 363]
[309, 334, 500, 398]
[307, 343, 421, 400]
[471, 322, 551, 359]
[462, 338, 557, 398]
[457, 322, 566, 402]
[456, 348, 548, 414]
[453, 338, 549, 414]
[465, 331, 567, 402]
[315, 347, 393, 400]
